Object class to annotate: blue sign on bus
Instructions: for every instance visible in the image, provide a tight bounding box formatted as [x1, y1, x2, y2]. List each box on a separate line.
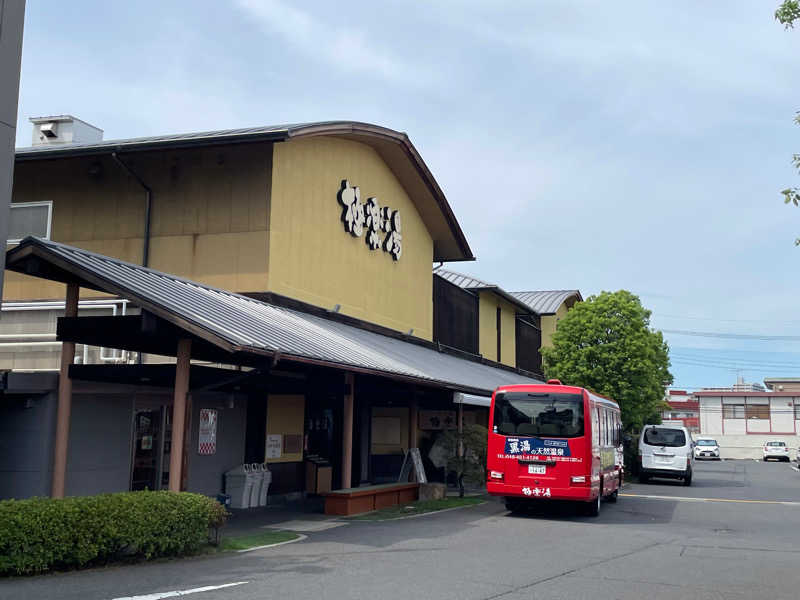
[504, 437, 571, 457]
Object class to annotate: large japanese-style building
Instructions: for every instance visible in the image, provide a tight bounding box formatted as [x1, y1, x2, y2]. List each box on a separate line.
[0, 118, 575, 501]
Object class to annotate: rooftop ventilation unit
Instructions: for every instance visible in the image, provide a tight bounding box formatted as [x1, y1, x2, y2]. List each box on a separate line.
[29, 115, 103, 146]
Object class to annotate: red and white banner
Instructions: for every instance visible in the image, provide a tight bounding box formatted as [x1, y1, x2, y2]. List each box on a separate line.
[198, 409, 218, 455]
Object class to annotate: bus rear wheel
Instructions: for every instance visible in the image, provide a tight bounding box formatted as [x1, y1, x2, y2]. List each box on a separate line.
[584, 493, 601, 517]
[505, 497, 523, 513]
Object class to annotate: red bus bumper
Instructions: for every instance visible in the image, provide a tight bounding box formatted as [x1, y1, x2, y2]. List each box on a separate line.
[487, 481, 598, 501]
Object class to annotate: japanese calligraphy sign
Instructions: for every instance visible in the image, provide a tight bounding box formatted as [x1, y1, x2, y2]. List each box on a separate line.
[522, 486, 551, 497]
[419, 410, 477, 430]
[504, 437, 571, 457]
[338, 180, 402, 260]
[198, 409, 218, 455]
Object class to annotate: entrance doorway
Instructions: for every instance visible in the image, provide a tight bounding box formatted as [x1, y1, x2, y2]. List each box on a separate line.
[306, 395, 342, 487]
[130, 404, 173, 491]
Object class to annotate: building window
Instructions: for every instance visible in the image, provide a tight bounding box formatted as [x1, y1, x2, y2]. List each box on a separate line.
[795, 404, 800, 420]
[723, 404, 745, 419]
[745, 404, 770, 420]
[8, 201, 53, 244]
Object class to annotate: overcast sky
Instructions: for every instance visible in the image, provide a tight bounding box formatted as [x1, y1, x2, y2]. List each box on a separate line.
[15, 1, 800, 390]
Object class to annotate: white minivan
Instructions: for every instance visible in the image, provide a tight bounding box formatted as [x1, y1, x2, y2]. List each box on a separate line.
[638, 425, 694, 486]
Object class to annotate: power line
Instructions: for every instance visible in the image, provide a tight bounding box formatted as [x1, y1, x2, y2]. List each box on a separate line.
[670, 358, 800, 371]
[670, 352, 800, 366]
[671, 355, 800, 367]
[661, 329, 800, 341]
[654, 313, 800, 325]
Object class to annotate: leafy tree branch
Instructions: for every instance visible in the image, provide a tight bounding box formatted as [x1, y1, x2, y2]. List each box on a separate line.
[776, 5, 798, 242]
[776, 0, 800, 28]
[541, 290, 672, 432]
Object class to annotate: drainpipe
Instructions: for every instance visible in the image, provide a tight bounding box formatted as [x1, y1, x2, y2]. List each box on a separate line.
[111, 152, 152, 268]
[111, 152, 151, 365]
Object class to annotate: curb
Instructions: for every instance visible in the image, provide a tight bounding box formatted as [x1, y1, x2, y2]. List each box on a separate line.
[236, 533, 307, 553]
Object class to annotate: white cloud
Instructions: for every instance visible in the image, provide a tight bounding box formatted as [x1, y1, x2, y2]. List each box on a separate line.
[234, 0, 431, 87]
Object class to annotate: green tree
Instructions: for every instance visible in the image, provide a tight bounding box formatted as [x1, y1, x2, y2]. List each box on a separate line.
[776, 3, 800, 238]
[776, 1, 800, 28]
[541, 290, 672, 432]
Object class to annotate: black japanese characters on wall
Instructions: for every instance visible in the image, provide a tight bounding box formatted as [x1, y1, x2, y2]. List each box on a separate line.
[337, 180, 402, 260]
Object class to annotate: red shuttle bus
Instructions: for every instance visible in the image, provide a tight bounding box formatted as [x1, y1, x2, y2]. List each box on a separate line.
[486, 380, 623, 516]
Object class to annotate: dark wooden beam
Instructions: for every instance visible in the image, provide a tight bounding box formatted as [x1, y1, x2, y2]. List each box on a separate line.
[56, 314, 241, 364]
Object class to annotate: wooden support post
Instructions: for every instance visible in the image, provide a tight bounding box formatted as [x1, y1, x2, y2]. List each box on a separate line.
[409, 394, 418, 450]
[359, 398, 371, 485]
[168, 339, 192, 492]
[457, 401, 464, 458]
[51, 283, 79, 498]
[181, 392, 193, 492]
[341, 372, 354, 489]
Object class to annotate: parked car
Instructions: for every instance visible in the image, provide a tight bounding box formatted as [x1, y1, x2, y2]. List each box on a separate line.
[763, 440, 790, 462]
[638, 424, 694, 486]
[694, 438, 721, 460]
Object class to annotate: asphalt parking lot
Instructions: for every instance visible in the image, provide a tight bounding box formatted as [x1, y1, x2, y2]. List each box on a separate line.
[5, 460, 800, 600]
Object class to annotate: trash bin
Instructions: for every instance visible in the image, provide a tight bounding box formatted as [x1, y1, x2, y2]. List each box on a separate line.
[248, 463, 263, 508]
[259, 463, 271, 506]
[305, 456, 332, 495]
[225, 464, 253, 509]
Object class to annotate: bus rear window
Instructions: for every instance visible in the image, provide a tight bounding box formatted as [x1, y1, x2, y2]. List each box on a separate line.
[643, 427, 686, 447]
[493, 392, 584, 438]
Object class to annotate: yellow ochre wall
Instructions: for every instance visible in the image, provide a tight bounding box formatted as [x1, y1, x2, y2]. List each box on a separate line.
[267, 137, 434, 340]
[3, 144, 273, 301]
[540, 302, 570, 348]
[478, 291, 516, 368]
[266, 395, 305, 464]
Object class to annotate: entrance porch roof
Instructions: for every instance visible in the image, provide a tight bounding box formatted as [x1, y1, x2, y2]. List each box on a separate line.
[6, 238, 540, 396]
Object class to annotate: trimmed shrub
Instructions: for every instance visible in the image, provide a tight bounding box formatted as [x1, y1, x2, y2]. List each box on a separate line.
[0, 491, 227, 575]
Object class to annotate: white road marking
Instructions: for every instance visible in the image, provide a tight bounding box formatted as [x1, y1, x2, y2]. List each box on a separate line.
[261, 519, 346, 532]
[238, 533, 308, 552]
[621, 493, 800, 506]
[111, 581, 248, 600]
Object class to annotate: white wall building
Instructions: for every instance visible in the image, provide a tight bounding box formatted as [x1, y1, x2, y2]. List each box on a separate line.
[696, 390, 800, 459]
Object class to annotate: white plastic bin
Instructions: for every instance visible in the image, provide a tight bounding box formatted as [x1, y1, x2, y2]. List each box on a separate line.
[248, 463, 263, 508]
[259, 464, 271, 506]
[225, 464, 253, 509]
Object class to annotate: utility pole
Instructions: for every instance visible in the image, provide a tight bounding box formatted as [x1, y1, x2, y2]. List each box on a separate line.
[0, 1, 27, 307]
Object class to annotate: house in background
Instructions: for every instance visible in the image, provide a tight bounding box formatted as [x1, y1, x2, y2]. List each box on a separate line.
[661, 389, 699, 433]
[763, 378, 800, 393]
[695, 378, 800, 458]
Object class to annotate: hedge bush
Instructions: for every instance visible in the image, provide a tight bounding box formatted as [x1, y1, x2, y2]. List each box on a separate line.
[0, 491, 227, 575]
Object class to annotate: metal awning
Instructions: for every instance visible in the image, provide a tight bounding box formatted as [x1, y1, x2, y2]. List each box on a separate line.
[452, 392, 492, 407]
[5, 238, 541, 396]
